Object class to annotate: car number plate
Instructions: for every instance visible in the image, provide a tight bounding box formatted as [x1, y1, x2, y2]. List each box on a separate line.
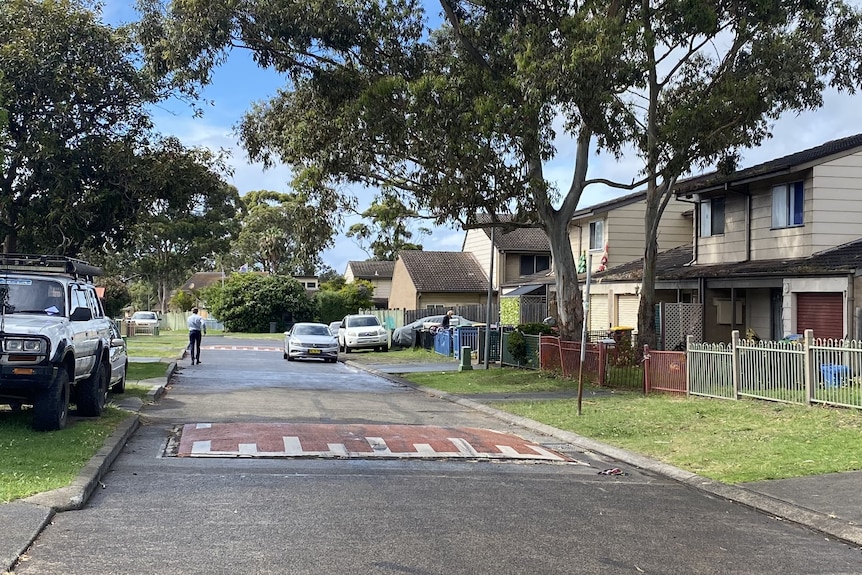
[309, 348, 320, 354]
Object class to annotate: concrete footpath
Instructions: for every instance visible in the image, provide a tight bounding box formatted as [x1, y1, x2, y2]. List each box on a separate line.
[3, 360, 862, 572]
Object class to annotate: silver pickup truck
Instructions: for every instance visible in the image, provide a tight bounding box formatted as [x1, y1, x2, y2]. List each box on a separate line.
[0, 254, 127, 430]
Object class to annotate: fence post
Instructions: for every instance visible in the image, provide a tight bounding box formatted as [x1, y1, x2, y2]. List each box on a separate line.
[598, 342, 607, 386]
[803, 329, 814, 405]
[643, 345, 651, 394]
[685, 335, 693, 396]
[731, 330, 740, 399]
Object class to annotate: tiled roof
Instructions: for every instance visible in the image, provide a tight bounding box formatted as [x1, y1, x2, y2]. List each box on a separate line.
[594, 238, 862, 283]
[347, 260, 395, 279]
[677, 133, 862, 194]
[399, 250, 489, 292]
[179, 271, 227, 291]
[471, 214, 550, 252]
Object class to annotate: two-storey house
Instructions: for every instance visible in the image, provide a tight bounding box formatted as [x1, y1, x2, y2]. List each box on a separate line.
[461, 216, 552, 322]
[344, 260, 395, 309]
[595, 133, 862, 343]
[572, 191, 692, 332]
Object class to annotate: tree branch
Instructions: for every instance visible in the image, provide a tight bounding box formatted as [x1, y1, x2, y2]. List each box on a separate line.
[439, 0, 498, 80]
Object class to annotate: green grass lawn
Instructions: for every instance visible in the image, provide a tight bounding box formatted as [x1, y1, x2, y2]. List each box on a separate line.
[399, 368, 862, 484]
[346, 346, 459, 365]
[0, 408, 129, 503]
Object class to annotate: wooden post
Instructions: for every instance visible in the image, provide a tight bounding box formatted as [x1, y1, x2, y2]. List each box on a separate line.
[643, 345, 651, 394]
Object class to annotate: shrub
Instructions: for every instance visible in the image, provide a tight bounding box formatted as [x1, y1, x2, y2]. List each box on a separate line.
[507, 330, 529, 364]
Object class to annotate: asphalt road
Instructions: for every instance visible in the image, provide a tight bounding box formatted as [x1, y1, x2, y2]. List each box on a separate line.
[12, 338, 862, 574]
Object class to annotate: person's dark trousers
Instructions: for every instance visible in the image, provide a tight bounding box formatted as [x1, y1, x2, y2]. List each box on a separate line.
[189, 330, 202, 363]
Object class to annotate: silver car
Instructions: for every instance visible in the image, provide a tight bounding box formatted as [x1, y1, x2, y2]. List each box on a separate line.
[392, 314, 476, 347]
[284, 322, 339, 363]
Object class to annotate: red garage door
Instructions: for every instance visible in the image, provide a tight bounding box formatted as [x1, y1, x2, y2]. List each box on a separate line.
[797, 293, 844, 339]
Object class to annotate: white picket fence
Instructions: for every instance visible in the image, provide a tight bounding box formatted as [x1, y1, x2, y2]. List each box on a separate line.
[687, 330, 862, 409]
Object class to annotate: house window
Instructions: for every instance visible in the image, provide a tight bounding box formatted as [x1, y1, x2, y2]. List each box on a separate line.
[589, 220, 604, 250]
[700, 197, 725, 237]
[520, 254, 551, 276]
[772, 182, 804, 228]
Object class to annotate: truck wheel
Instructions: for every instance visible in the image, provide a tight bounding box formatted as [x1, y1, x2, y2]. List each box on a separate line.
[77, 362, 109, 417]
[33, 370, 70, 431]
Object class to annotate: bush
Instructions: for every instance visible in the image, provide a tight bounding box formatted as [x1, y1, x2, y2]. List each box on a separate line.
[201, 273, 316, 332]
[507, 330, 529, 364]
[517, 322, 555, 336]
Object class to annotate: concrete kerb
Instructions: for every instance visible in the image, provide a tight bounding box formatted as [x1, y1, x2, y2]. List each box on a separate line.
[347, 360, 862, 547]
[1, 358, 180, 573]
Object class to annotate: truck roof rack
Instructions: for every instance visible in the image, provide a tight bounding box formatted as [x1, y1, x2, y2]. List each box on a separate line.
[0, 254, 103, 281]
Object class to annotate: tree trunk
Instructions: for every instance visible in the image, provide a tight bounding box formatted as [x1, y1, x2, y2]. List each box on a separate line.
[637, 229, 659, 350]
[546, 217, 583, 341]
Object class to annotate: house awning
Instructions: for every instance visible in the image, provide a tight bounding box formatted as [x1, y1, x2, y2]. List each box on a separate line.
[503, 284, 544, 297]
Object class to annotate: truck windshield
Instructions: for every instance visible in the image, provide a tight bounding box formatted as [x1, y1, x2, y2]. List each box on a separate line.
[0, 278, 66, 316]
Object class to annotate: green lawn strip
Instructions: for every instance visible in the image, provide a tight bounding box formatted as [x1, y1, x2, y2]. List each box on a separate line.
[495, 395, 862, 484]
[126, 362, 169, 381]
[347, 347, 458, 365]
[400, 370, 862, 484]
[405, 367, 582, 394]
[0, 408, 129, 503]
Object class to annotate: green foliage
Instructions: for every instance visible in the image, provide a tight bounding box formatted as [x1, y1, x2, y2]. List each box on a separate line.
[118, 138, 241, 311]
[500, 298, 520, 326]
[507, 330, 529, 365]
[346, 189, 428, 260]
[128, 281, 156, 312]
[201, 272, 316, 332]
[234, 190, 348, 275]
[169, 289, 196, 312]
[315, 279, 375, 323]
[0, 0, 161, 254]
[98, 276, 131, 319]
[517, 323, 555, 336]
[138, 0, 862, 343]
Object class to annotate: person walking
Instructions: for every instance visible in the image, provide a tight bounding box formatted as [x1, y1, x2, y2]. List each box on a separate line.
[441, 310, 454, 329]
[187, 307, 207, 364]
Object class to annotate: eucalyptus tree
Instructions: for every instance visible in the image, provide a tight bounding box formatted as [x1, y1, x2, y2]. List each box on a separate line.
[0, 0, 160, 254]
[235, 190, 349, 276]
[138, 0, 862, 340]
[347, 189, 429, 260]
[120, 138, 242, 312]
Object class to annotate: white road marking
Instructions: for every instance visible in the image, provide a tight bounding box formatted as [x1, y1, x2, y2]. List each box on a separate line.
[328, 443, 349, 456]
[191, 440, 211, 454]
[448, 437, 480, 457]
[238, 443, 258, 454]
[283, 436, 303, 455]
[366, 437, 392, 454]
[195, 423, 212, 429]
[413, 443, 437, 455]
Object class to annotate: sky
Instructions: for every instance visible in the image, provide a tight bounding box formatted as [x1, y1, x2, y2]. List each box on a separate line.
[102, 2, 862, 275]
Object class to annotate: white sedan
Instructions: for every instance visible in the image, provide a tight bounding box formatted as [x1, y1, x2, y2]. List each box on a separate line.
[284, 322, 339, 363]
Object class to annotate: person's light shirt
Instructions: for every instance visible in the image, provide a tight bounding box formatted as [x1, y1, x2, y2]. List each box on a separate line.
[188, 313, 206, 332]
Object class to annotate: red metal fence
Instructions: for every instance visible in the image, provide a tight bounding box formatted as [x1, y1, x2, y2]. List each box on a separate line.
[538, 337, 687, 394]
[643, 345, 687, 394]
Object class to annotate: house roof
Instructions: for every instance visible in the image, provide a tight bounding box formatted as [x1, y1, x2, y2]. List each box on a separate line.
[470, 214, 550, 252]
[676, 133, 862, 195]
[346, 260, 395, 279]
[179, 271, 227, 292]
[572, 189, 647, 218]
[594, 239, 862, 283]
[398, 250, 489, 292]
